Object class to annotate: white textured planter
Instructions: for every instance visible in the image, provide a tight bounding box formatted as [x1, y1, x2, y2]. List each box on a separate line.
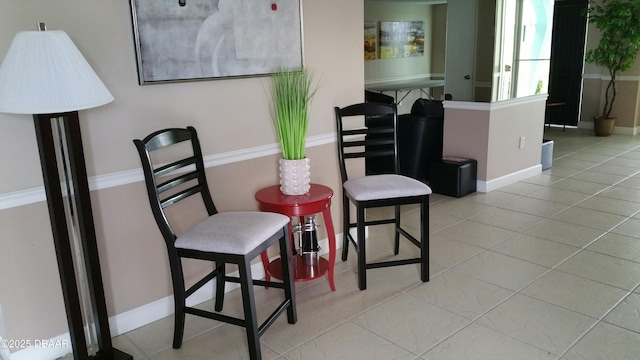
[279, 158, 311, 195]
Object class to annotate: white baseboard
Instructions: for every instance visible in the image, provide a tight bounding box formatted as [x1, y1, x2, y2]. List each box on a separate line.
[478, 164, 542, 193]
[577, 121, 640, 135]
[10, 234, 342, 360]
[614, 126, 640, 135]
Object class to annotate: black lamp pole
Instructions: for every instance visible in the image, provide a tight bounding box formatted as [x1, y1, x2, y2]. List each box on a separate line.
[33, 112, 131, 360]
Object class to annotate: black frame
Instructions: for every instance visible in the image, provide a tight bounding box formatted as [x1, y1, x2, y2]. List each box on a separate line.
[334, 102, 430, 290]
[34, 112, 132, 360]
[134, 127, 297, 359]
[129, 0, 305, 84]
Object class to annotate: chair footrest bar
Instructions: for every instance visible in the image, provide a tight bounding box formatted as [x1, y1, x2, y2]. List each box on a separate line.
[348, 218, 396, 228]
[223, 276, 241, 284]
[186, 268, 220, 297]
[345, 233, 358, 252]
[186, 298, 292, 336]
[254, 279, 285, 289]
[345, 227, 420, 251]
[366, 258, 422, 269]
[258, 299, 291, 336]
[363, 218, 396, 226]
[396, 227, 421, 248]
[221, 277, 285, 289]
[185, 306, 245, 327]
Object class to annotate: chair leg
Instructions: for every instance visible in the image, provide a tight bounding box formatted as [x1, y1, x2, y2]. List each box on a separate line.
[214, 262, 225, 312]
[278, 229, 297, 324]
[169, 256, 186, 349]
[341, 194, 350, 261]
[172, 287, 186, 349]
[420, 197, 430, 283]
[394, 205, 401, 255]
[357, 205, 367, 290]
[238, 257, 262, 360]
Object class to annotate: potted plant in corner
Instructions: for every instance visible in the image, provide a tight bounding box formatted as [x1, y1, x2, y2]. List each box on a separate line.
[269, 66, 318, 195]
[585, 0, 640, 136]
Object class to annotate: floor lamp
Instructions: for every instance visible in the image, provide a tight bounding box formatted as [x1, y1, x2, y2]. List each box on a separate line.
[0, 24, 132, 360]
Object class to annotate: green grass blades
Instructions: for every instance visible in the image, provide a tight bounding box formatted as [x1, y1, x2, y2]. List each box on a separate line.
[270, 67, 318, 160]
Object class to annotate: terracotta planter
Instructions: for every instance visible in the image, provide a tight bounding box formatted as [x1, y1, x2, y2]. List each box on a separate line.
[594, 116, 615, 136]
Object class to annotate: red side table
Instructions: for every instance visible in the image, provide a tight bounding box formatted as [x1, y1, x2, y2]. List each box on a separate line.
[255, 184, 336, 291]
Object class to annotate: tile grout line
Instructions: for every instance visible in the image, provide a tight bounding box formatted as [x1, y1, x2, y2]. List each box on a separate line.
[412, 133, 640, 358]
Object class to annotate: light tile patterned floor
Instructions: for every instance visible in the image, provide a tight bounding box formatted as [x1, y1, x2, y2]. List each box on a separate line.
[113, 128, 640, 359]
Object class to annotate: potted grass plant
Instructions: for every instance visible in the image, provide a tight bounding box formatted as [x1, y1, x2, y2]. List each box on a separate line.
[269, 66, 318, 195]
[585, 0, 640, 136]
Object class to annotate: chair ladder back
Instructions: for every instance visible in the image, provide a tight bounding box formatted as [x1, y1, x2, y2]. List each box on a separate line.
[339, 102, 396, 117]
[153, 155, 197, 178]
[134, 126, 299, 353]
[335, 103, 400, 182]
[134, 127, 218, 242]
[154, 159, 208, 210]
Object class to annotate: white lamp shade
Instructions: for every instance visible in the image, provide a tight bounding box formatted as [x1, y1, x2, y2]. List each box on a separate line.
[0, 30, 113, 114]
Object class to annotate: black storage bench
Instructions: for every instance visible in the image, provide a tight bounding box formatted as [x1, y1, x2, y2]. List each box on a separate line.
[430, 157, 477, 198]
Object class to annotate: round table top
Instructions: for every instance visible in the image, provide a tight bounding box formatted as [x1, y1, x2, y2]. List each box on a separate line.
[255, 184, 333, 217]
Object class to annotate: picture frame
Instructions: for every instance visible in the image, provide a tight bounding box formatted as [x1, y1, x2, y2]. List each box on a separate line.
[379, 21, 424, 59]
[130, 0, 304, 85]
[364, 21, 377, 61]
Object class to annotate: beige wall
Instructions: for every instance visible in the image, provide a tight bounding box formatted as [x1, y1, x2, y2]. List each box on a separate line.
[485, 98, 545, 180]
[441, 108, 491, 180]
[0, 0, 363, 347]
[443, 95, 546, 190]
[581, 74, 640, 131]
[580, 11, 640, 133]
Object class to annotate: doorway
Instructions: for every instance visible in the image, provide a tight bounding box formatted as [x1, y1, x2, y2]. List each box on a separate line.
[494, 0, 554, 101]
[545, 0, 588, 127]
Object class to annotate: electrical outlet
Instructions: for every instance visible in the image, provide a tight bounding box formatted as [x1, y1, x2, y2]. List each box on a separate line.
[519, 136, 525, 149]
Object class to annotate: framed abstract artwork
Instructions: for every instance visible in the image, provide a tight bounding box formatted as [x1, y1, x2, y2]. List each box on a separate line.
[364, 22, 377, 60]
[379, 21, 424, 59]
[130, 0, 304, 84]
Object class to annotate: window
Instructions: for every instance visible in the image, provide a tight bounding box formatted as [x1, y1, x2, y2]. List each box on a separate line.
[494, 0, 554, 101]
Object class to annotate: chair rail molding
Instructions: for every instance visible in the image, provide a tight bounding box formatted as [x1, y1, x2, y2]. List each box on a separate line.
[0, 133, 336, 210]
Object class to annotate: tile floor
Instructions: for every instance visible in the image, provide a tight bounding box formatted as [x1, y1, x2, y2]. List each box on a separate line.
[112, 127, 640, 359]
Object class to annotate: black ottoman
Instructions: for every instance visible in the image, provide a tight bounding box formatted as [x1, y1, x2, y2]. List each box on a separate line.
[430, 158, 477, 197]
